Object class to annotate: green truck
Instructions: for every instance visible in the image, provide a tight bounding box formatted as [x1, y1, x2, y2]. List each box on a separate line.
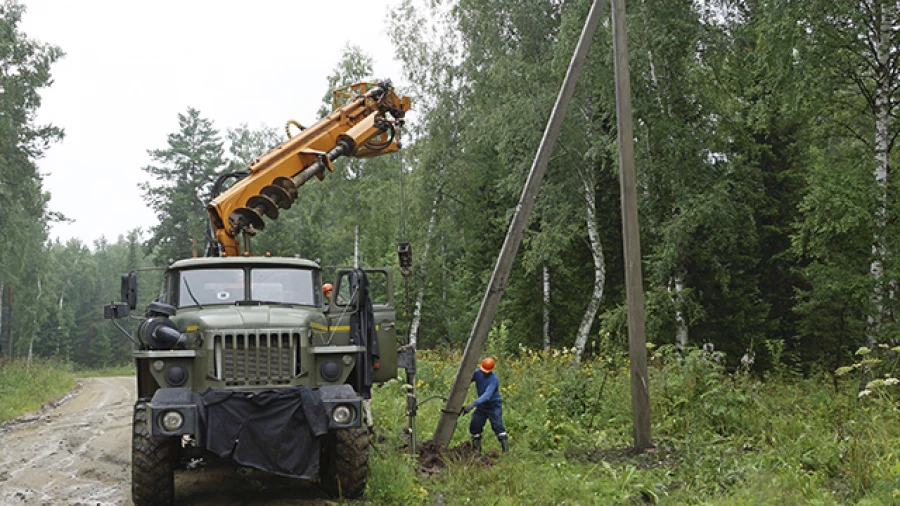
[106, 257, 410, 504]
[105, 81, 413, 505]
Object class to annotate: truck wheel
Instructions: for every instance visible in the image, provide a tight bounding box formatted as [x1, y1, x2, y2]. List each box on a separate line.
[132, 401, 176, 506]
[319, 427, 369, 499]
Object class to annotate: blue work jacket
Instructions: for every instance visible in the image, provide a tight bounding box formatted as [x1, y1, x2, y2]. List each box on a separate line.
[470, 369, 501, 407]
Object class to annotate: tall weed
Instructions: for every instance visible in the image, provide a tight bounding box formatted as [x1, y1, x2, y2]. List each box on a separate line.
[373, 346, 900, 504]
[0, 358, 74, 422]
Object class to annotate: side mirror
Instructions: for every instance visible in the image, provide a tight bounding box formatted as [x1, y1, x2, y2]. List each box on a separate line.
[104, 303, 129, 320]
[121, 273, 137, 310]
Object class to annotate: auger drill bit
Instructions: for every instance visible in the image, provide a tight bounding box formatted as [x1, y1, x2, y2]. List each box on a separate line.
[227, 141, 352, 234]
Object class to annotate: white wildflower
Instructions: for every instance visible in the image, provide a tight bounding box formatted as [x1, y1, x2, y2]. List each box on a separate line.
[835, 366, 854, 377]
[866, 379, 886, 390]
[858, 389, 872, 398]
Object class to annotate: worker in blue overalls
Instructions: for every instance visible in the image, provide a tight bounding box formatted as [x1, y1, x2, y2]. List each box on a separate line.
[461, 357, 508, 453]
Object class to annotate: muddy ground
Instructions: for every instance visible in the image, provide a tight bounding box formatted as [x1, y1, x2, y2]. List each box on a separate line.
[416, 439, 498, 478]
[0, 377, 332, 505]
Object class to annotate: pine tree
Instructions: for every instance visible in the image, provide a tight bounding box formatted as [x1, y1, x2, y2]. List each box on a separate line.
[140, 108, 224, 263]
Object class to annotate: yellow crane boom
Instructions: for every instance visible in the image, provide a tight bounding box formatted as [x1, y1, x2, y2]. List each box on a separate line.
[207, 81, 411, 256]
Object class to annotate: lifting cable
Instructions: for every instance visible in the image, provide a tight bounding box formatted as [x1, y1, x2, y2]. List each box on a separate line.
[397, 147, 413, 321]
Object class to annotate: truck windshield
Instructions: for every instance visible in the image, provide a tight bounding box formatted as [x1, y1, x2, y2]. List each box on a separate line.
[177, 267, 316, 308]
[179, 269, 245, 308]
[250, 268, 316, 306]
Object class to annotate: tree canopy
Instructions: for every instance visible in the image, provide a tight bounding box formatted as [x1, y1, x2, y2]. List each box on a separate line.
[3, 0, 899, 376]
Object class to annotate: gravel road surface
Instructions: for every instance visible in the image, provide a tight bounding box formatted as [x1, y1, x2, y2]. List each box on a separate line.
[0, 377, 332, 505]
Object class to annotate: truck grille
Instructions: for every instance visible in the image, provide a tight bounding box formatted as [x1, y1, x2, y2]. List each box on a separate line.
[211, 331, 299, 386]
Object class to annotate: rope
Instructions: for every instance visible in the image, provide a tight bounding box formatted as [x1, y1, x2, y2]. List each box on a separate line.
[398, 149, 412, 317]
[399, 149, 408, 240]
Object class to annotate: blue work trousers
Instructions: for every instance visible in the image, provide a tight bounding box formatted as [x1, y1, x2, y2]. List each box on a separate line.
[469, 402, 506, 438]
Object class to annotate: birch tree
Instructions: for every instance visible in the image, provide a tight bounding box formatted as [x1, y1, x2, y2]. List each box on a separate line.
[0, 0, 63, 358]
[803, 1, 900, 341]
[408, 181, 443, 348]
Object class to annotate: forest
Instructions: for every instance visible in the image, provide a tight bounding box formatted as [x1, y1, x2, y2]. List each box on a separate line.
[2, 0, 899, 380]
[8, 0, 900, 503]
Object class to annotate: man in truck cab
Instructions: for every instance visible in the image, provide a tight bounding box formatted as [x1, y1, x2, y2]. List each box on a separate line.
[462, 357, 508, 453]
[322, 283, 333, 303]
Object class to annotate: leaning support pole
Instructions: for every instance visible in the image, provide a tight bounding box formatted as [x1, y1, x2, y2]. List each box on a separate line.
[432, 0, 606, 446]
[611, 0, 652, 450]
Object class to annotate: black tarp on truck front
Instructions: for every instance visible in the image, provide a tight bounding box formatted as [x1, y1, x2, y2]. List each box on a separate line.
[199, 386, 328, 478]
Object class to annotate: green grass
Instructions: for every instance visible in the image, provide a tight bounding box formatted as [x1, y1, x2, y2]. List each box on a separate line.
[74, 362, 135, 378]
[366, 346, 900, 505]
[0, 358, 75, 423]
[3, 350, 898, 504]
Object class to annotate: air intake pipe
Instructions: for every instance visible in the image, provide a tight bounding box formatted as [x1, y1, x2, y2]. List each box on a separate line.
[137, 302, 186, 350]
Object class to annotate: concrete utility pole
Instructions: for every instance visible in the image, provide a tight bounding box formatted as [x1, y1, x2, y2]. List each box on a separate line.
[432, 0, 607, 446]
[611, 0, 652, 450]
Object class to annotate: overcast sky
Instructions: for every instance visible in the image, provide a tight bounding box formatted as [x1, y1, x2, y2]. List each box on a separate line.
[18, 0, 405, 247]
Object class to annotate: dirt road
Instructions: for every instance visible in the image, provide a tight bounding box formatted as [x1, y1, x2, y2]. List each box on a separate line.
[0, 377, 330, 505]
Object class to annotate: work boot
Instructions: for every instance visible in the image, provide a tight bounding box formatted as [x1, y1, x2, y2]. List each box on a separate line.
[471, 434, 482, 453]
[498, 434, 509, 453]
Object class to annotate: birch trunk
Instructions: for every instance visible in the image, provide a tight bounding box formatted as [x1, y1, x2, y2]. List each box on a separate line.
[57, 294, 64, 356]
[543, 263, 551, 351]
[5, 285, 12, 359]
[574, 171, 606, 363]
[643, 0, 684, 345]
[0, 280, 4, 357]
[869, 2, 892, 345]
[53, 256, 80, 359]
[408, 186, 443, 349]
[27, 277, 42, 367]
[670, 276, 688, 347]
[441, 238, 447, 307]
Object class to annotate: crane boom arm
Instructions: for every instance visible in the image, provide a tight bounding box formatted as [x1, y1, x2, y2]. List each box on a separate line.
[207, 81, 411, 256]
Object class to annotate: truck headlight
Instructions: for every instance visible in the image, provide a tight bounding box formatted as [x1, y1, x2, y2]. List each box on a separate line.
[320, 359, 341, 382]
[332, 405, 353, 424]
[161, 410, 184, 431]
[165, 364, 188, 386]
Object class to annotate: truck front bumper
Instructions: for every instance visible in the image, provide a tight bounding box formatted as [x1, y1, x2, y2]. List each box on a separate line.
[150, 384, 362, 479]
[148, 384, 362, 438]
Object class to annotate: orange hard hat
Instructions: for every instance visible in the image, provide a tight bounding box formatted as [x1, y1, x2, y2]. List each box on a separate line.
[480, 357, 495, 372]
[323, 283, 333, 293]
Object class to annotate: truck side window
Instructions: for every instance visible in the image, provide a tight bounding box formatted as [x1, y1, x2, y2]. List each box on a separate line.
[334, 270, 390, 307]
[367, 271, 388, 307]
[336, 272, 352, 305]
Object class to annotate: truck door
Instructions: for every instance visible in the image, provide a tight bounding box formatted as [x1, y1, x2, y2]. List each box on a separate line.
[327, 268, 397, 384]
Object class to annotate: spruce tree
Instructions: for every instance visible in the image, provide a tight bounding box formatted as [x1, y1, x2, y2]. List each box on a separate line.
[140, 108, 224, 263]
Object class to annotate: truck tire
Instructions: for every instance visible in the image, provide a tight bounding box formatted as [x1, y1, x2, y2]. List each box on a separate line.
[132, 401, 176, 506]
[319, 427, 369, 499]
